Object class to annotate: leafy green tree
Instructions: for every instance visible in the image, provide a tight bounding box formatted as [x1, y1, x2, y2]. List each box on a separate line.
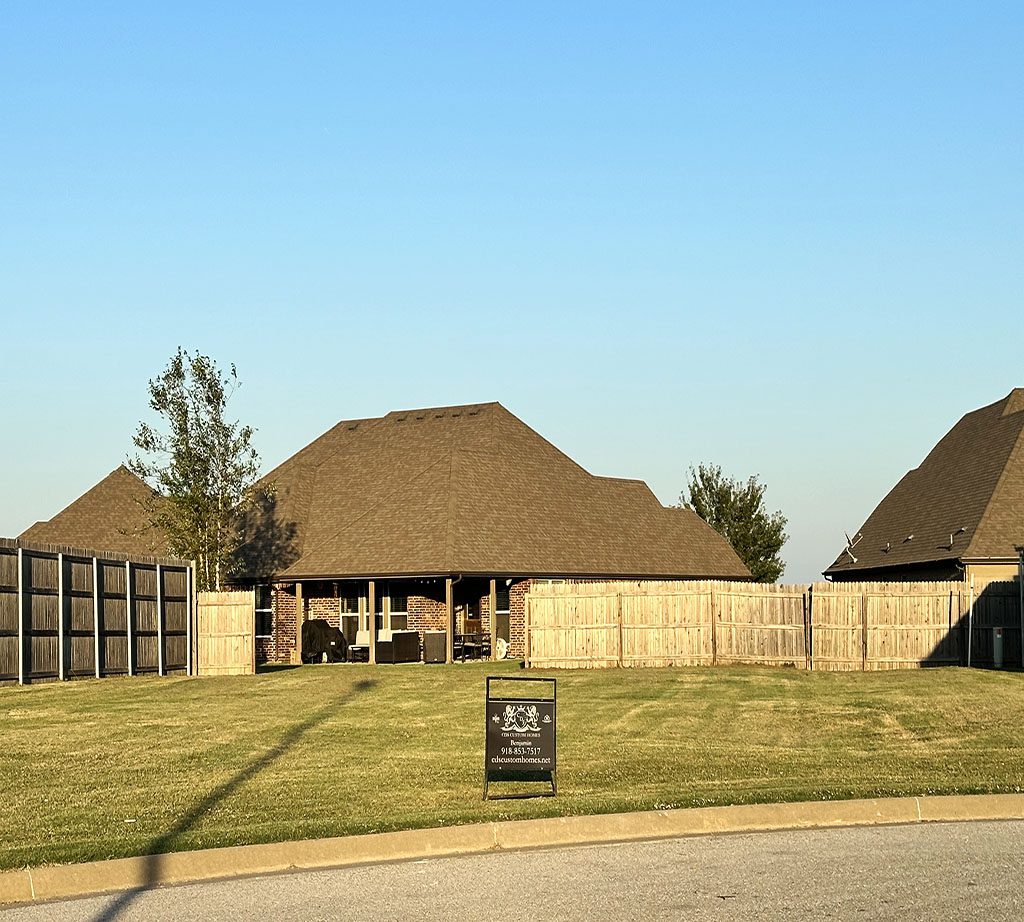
[681, 463, 788, 582]
[128, 349, 264, 590]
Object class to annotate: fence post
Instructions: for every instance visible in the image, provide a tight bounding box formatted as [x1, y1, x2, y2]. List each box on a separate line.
[524, 594, 531, 668]
[186, 564, 194, 676]
[1018, 547, 1024, 668]
[967, 576, 975, 668]
[617, 593, 624, 668]
[948, 590, 954, 663]
[93, 557, 101, 678]
[156, 564, 164, 677]
[861, 589, 868, 671]
[57, 552, 66, 681]
[802, 588, 810, 671]
[807, 584, 814, 671]
[710, 585, 718, 667]
[17, 548, 25, 686]
[125, 560, 134, 676]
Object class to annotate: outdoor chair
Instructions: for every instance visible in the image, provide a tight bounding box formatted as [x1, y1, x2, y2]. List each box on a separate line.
[348, 629, 370, 663]
[462, 633, 483, 660]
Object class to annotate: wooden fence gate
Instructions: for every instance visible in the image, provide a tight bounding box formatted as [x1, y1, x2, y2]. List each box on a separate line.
[195, 590, 255, 676]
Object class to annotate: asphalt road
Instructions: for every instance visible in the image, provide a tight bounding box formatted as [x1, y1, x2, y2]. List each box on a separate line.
[5, 820, 1023, 921]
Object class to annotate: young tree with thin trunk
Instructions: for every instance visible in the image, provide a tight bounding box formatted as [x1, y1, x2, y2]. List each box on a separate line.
[681, 463, 788, 582]
[128, 349, 264, 591]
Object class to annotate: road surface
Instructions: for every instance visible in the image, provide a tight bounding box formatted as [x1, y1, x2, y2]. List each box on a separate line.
[5, 819, 1023, 921]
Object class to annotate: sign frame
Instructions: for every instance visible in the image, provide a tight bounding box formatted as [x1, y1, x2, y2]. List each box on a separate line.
[483, 675, 557, 800]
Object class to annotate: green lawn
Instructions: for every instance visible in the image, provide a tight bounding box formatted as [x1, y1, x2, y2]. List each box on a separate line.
[2, 662, 1023, 870]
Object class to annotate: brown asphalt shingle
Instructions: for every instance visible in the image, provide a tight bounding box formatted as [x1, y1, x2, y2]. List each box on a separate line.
[238, 402, 749, 580]
[18, 466, 169, 557]
[825, 389, 1024, 576]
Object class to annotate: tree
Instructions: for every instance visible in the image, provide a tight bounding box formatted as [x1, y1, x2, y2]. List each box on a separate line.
[681, 463, 788, 582]
[128, 349, 264, 591]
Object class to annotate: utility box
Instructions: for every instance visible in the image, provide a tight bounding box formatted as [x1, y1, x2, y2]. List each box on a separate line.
[992, 627, 1005, 669]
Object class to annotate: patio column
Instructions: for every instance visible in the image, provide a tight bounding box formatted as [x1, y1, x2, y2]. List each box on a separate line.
[294, 581, 304, 663]
[368, 580, 377, 665]
[489, 578, 497, 660]
[445, 577, 454, 663]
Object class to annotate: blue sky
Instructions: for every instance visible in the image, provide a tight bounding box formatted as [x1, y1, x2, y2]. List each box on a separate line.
[1, 3, 1021, 581]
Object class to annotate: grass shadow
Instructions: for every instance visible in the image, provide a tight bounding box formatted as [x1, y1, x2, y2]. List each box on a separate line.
[90, 676, 378, 921]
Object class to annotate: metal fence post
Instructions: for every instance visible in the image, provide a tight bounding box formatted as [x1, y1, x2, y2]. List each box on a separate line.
[125, 560, 133, 676]
[93, 557, 101, 678]
[156, 564, 164, 676]
[57, 552, 66, 681]
[186, 564, 194, 676]
[17, 548, 25, 686]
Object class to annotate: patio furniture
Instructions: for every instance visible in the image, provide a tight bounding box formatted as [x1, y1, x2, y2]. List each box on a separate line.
[395, 630, 421, 663]
[461, 633, 483, 660]
[377, 630, 420, 664]
[424, 631, 447, 664]
[348, 629, 371, 663]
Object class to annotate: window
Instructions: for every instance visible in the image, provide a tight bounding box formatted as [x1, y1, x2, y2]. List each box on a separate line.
[255, 585, 273, 637]
[389, 593, 408, 631]
[495, 587, 511, 644]
[340, 614, 359, 644]
[339, 592, 359, 615]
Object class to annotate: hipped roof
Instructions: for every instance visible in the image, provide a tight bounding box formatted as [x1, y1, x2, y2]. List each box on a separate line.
[18, 466, 169, 557]
[825, 389, 1024, 576]
[238, 402, 749, 581]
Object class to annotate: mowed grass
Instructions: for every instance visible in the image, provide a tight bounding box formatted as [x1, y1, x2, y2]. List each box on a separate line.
[2, 662, 1023, 870]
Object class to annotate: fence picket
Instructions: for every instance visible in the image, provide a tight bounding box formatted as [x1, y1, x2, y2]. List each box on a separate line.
[524, 578, 1022, 671]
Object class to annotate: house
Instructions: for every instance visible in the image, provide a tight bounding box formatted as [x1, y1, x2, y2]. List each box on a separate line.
[824, 389, 1024, 586]
[18, 402, 750, 663]
[19, 465, 168, 557]
[236, 402, 749, 663]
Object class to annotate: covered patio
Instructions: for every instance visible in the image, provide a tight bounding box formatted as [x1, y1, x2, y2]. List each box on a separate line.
[287, 575, 515, 665]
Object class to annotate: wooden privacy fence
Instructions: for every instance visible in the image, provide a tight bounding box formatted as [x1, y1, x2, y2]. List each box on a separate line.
[525, 579, 1023, 671]
[0, 538, 193, 684]
[195, 590, 255, 676]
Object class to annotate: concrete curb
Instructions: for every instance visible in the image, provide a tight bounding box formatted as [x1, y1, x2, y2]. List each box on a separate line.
[2, 793, 1023, 907]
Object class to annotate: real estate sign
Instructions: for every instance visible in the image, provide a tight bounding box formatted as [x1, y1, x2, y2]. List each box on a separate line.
[483, 675, 556, 799]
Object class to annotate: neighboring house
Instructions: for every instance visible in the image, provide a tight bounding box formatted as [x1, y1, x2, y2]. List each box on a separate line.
[824, 389, 1024, 586]
[236, 402, 749, 663]
[18, 465, 168, 557]
[16, 402, 750, 663]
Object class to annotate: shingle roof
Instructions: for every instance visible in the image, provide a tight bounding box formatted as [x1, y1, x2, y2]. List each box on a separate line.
[824, 389, 1024, 576]
[18, 466, 169, 557]
[237, 402, 749, 580]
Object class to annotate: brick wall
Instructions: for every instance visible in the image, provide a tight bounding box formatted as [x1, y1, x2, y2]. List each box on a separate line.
[509, 579, 529, 658]
[267, 583, 297, 664]
[407, 588, 447, 634]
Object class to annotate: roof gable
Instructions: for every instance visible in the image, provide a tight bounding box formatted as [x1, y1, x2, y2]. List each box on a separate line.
[18, 466, 168, 557]
[825, 389, 1024, 575]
